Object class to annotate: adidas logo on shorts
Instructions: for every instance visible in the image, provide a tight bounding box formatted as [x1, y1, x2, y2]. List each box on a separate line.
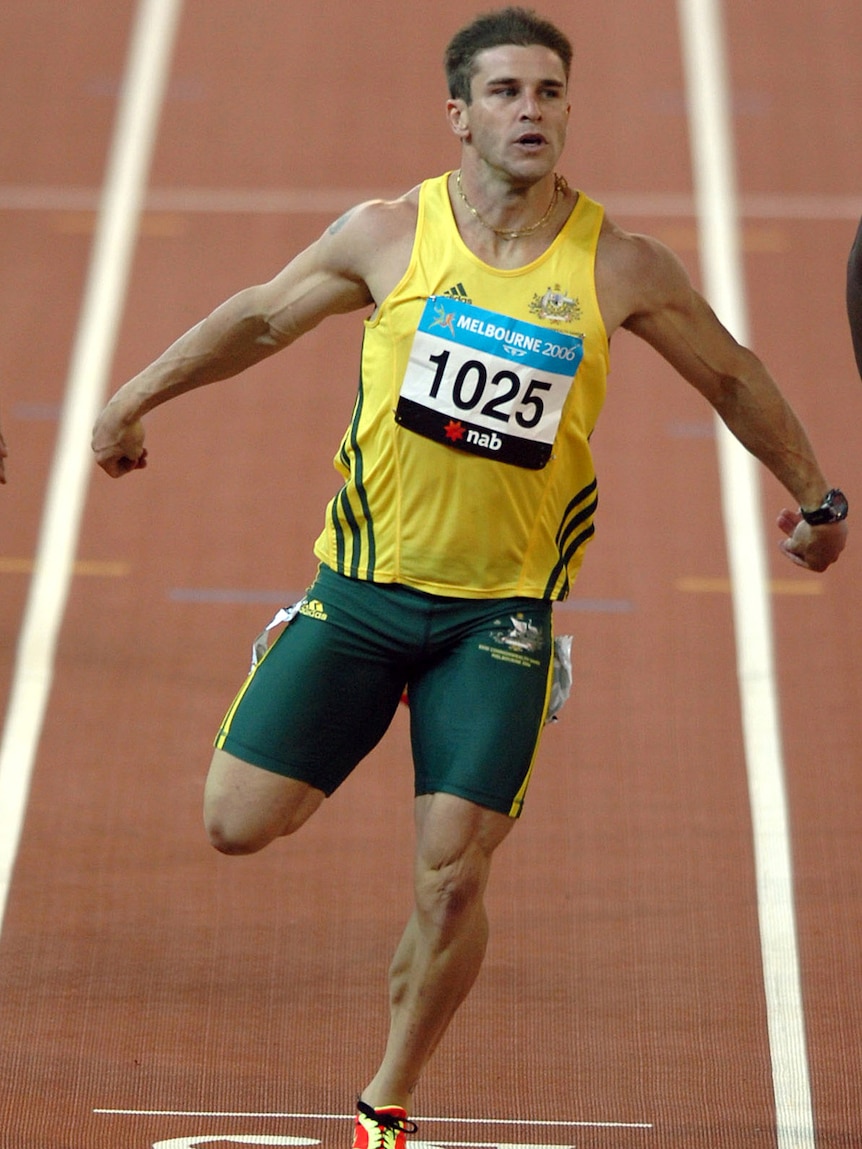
[299, 598, 328, 621]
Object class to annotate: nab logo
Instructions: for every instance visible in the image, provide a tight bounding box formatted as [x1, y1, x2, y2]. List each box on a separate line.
[466, 429, 502, 451]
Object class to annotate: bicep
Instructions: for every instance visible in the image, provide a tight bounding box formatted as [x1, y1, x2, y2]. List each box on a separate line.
[621, 241, 750, 403]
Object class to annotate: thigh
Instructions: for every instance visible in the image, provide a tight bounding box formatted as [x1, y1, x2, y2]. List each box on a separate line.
[214, 570, 410, 795]
[411, 792, 516, 918]
[204, 747, 326, 852]
[408, 602, 554, 817]
[414, 791, 516, 868]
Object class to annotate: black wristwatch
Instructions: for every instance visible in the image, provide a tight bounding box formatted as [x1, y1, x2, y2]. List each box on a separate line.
[800, 488, 849, 526]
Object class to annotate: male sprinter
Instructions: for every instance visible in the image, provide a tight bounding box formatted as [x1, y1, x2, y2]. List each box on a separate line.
[93, 8, 847, 1145]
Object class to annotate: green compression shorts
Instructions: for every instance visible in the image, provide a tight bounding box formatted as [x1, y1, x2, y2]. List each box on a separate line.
[215, 564, 555, 817]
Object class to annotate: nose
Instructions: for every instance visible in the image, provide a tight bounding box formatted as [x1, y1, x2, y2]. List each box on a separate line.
[519, 90, 542, 120]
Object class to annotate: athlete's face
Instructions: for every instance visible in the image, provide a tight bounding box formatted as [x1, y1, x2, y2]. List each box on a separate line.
[447, 44, 571, 184]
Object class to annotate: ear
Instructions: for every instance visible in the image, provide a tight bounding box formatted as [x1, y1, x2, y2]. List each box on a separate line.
[446, 98, 471, 141]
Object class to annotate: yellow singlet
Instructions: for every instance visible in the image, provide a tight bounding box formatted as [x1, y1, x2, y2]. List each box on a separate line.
[313, 172, 610, 601]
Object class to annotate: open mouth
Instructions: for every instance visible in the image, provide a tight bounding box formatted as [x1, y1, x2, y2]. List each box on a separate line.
[515, 133, 547, 148]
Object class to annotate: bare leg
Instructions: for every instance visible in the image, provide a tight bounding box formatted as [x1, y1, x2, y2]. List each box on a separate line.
[204, 747, 325, 854]
[361, 792, 515, 1112]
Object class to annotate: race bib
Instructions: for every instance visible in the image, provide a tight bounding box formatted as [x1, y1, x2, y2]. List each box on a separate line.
[395, 297, 583, 469]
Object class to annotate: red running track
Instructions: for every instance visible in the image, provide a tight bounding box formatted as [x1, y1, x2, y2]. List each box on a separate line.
[0, 2, 860, 1146]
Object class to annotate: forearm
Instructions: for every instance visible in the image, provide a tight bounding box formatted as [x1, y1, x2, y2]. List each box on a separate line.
[102, 286, 285, 427]
[709, 353, 829, 508]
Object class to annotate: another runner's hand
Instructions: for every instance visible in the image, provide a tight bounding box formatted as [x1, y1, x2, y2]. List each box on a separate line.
[92, 415, 148, 478]
[777, 508, 847, 572]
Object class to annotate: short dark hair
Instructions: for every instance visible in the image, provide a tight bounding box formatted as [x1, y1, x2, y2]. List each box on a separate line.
[444, 7, 573, 103]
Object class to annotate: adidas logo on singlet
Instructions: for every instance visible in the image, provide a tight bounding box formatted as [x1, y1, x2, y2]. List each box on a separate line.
[442, 282, 472, 304]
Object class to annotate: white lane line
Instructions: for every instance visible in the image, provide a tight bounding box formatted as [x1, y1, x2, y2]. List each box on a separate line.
[676, 2, 815, 1148]
[0, 0, 183, 931]
[93, 1110, 652, 1130]
[1, 184, 860, 219]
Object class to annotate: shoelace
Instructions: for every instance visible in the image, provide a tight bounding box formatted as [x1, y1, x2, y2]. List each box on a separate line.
[357, 1100, 419, 1136]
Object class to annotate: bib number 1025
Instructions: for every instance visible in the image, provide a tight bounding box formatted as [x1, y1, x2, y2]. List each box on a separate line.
[427, 349, 551, 428]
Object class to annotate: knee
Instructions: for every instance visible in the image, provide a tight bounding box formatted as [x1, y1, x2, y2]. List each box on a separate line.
[203, 790, 285, 855]
[415, 852, 486, 928]
[203, 789, 322, 855]
[412, 795, 513, 928]
[204, 808, 273, 856]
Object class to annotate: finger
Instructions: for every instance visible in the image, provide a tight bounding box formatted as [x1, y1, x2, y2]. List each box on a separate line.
[100, 456, 134, 478]
[118, 448, 148, 474]
[778, 539, 807, 567]
[776, 508, 802, 537]
[778, 537, 836, 573]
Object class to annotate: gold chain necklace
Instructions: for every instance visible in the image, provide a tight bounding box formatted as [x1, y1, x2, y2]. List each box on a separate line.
[455, 169, 567, 240]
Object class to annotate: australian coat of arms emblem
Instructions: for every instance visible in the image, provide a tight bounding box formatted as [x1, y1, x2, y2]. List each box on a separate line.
[529, 284, 581, 323]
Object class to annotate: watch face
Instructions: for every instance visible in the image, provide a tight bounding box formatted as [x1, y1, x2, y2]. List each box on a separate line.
[803, 488, 848, 525]
[830, 490, 849, 519]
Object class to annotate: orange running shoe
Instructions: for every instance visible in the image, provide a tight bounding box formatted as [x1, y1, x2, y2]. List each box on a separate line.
[352, 1100, 418, 1149]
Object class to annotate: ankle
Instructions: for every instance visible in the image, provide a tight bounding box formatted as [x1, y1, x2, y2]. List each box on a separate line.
[360, 1084, 413, 1114]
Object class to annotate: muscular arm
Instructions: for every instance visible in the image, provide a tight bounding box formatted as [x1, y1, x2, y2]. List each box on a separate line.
[847, 215, 862, 379]
[92, 201, 389, 476]
[600, 227, 846, 571]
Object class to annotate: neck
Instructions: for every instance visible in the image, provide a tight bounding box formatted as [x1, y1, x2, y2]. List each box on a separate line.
[454, 169, 568, 242]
